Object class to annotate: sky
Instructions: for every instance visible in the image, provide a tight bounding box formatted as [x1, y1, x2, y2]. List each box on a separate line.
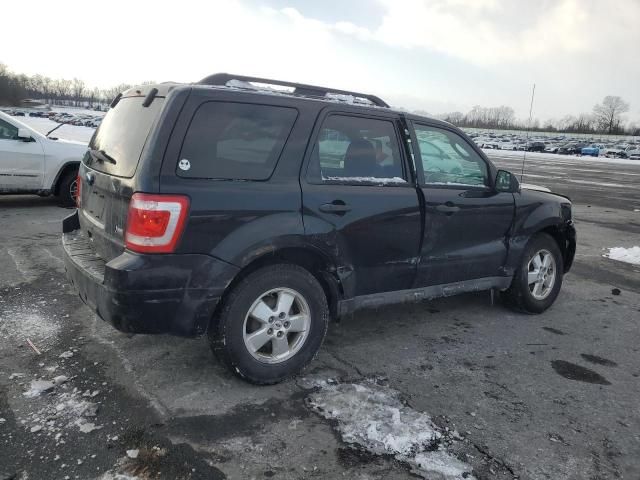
[4, 0, 640, 124]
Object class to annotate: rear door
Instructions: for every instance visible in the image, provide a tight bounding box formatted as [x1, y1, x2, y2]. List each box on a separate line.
[301, 110, 422, 298]
[410, 121, 514, 286]
[0, 117, 44, 190]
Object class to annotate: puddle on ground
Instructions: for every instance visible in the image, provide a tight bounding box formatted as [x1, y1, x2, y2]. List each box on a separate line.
[543, 327, 566, 335]
[551, 360, 611, 385]
[580, 354, 618, 367]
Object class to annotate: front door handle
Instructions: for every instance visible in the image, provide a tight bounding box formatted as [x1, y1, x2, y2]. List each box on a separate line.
[435, 203, 460, 214]
[319, 201, 351, 214]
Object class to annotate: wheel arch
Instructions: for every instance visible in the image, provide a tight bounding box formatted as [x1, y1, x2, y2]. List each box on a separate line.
[212, 246, 343, 329]
[53, 162, 80, 195]
[538, 224, 575, 273]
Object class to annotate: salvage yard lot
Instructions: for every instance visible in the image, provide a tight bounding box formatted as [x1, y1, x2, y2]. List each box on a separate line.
[1, 153, 639, 479]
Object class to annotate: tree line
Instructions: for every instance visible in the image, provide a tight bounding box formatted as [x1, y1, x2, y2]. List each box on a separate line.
[0, 63, 136, 109]
[427, 97, 636, 136]
[1, 64, 637, 135]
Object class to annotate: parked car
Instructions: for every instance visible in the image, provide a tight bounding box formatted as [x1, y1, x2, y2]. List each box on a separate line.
[581, 145, 600, 157]
[526, 141, 546, 152]
[544, 145, 560, 154]
[62, 75, 576, 384]
[0, 111, 86, 206]
[627, 149, 640, 160]
[602, 148, 624, 158]
[558, 143, 587, 155]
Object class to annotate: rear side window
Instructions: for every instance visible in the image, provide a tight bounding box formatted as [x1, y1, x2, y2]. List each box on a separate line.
[177, 102, 297, 180]
[87, 96, 165, 178]
[306, 114, 407, 185]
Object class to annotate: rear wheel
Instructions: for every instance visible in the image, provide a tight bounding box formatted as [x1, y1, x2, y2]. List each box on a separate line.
[209, 264, 329, 384]
[504, 233, 564, 313]
[57, 169, 78, 207]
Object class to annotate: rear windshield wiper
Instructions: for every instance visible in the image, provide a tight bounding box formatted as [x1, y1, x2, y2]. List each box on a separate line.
[90, 149, 117, 165]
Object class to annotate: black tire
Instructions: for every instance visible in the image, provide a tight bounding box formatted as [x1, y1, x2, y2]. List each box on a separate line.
[209, 264, 329, 385]
[57, 170, 78, 207]
[504, 233, 564, 314]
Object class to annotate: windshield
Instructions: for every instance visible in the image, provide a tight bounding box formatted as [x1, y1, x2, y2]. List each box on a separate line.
[86, 96, 165, 177]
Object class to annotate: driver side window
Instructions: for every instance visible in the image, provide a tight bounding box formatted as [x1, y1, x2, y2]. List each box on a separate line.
[414, 124, 488, 187]
[0, 119, 18, 140]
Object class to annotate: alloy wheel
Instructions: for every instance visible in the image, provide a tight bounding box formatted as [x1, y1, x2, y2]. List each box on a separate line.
[243, 287, 311, 364]
[527, 249, 557, 300]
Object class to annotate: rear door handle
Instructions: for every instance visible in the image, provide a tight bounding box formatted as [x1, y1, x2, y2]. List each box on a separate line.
[319, 202, 351, 214]
[435, 203, 460, 214]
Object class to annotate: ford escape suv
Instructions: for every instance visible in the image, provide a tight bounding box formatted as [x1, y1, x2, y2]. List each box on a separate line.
[62, 74, 576, 384]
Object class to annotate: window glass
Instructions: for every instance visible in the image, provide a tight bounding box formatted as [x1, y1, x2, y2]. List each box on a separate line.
[0, 119, 18, 140]
[308, 115, 406, 184]
[87, 96, 165, 178]
[414, 124, 488, 187]
[178, 102, 297, 180]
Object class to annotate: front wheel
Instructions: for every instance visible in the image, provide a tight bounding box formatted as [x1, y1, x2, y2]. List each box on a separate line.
[209, 264, 329, 384]
[504, 233, 564, 313]
[57, 170, 78, 207]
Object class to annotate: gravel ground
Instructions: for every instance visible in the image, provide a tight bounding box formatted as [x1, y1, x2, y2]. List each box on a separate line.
[1, 153, 639, 480]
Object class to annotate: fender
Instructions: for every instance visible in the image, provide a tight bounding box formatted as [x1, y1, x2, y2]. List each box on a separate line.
[504, 189, 575, 275]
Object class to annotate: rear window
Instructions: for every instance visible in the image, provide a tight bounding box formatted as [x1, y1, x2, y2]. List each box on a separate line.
[177, 102, 297, 180]
[86, 96, 164, 178]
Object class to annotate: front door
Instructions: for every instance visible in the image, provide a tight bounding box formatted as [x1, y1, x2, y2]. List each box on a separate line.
[0, 118, 44, 190]
[301, 111, 422, 298]
[410, 121, 514, 286]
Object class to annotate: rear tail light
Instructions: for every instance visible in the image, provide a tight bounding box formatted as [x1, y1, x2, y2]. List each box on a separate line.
[75, 174, 82, 208]
[125, 193, 190, 253]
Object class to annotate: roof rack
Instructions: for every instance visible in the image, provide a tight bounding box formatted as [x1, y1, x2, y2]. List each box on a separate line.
[197, 73, 390, 108]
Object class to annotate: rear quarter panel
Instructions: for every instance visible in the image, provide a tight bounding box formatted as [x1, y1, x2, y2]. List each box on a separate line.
[159, 88, 321, 267]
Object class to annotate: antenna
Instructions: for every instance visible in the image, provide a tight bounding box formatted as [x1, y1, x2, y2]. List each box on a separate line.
[520, 83, 536, 183]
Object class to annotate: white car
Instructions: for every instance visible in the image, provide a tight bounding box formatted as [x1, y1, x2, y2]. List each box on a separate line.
[0, 111, 87, 205]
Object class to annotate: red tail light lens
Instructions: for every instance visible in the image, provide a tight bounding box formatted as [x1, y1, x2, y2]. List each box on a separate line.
[125, 193, 190, 253]
[75, 174, 81, 208]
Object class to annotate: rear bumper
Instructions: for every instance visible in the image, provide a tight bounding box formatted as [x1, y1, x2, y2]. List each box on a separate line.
[62, 211, 239, 336]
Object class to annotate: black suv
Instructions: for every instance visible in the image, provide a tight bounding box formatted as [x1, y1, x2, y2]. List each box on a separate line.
[63, 74, 576, 384]
[558, 143, 587, 155]
[525, 141, 546, 152]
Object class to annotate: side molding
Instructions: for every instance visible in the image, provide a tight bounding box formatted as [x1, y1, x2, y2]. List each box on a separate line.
[337, 276, 512, 316]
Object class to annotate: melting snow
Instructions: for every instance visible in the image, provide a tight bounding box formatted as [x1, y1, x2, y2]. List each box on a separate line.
[322, 176, 407, 184]
[23, 380, 55, 398]
[0, 308, 61, 350]
[308, 380, 475, 480]
[604, 246, 640, 266]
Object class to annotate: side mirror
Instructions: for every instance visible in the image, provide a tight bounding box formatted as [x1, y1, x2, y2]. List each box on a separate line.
[495, 169, 520, 193]
[17, 128, 34, 142]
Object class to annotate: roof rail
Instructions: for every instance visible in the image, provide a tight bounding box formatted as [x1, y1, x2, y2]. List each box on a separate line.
[197, 73, 390, 108]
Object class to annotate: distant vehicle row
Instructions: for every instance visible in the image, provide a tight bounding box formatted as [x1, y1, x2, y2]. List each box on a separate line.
[0, 108, 103, 128]
[469, 134, 640, 159]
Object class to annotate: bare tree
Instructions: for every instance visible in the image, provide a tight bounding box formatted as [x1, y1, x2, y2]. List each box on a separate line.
[593, 96, 629, 134]
[72, 78, 85, 107]
[54, 79, 72, 105]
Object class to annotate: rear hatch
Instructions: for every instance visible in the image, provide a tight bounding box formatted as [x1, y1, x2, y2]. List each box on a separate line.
[78, 92, 166, 262]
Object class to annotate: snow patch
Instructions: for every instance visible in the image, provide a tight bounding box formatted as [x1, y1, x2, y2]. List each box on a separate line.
[0, 308, 61, 350]
[604, 246, 640, 266]
[23, 380, 55, 398]
[308, 381, 475, 479]
[322, 176, 407, 184]
[98, 473, 140, 480]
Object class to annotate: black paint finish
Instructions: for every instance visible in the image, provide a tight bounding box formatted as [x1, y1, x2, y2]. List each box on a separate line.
[63, 81, 577, 336]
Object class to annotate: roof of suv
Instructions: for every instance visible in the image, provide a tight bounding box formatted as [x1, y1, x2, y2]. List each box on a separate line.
[119, 73, 452, 129]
